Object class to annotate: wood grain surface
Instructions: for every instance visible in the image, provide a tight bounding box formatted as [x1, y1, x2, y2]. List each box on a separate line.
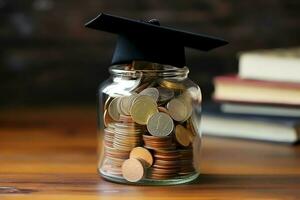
[0, 107, 300, 200]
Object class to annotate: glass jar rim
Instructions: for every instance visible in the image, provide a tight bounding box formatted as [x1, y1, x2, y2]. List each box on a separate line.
[109, 64, 189, 78]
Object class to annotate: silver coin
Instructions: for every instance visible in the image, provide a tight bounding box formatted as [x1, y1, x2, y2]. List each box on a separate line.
[147, 112, 174, 137]
[167, 98, 188, 122]
[139, 87, 159, 102]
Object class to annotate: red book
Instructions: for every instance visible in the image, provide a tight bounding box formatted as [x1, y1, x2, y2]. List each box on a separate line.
[213, 75, 300, 106]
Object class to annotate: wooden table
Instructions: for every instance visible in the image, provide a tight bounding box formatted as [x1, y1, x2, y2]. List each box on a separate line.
[0, 107, 299, 200]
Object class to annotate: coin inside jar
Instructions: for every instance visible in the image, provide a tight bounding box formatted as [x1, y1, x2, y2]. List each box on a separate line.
[147, 112, 174, 137]
[104, 96, 113, 110]
[122, 158, 145, 182]
[159, 79, 186, 90]
[167, 98, 188, 122]
[108, 97, 121, 121]
[157, 87, 174, 103]
[139, 87, 159, 102]
[119, 95, 131, 115]
[128, 93, 139, 110]
[103, 109, 114, 127]
[130, 95, 158, 125]
[175, 124, 191, 147]
[129, 147, 153, 168]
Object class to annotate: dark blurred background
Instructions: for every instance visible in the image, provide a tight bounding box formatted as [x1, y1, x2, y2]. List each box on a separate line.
[1, 0, 300, 107]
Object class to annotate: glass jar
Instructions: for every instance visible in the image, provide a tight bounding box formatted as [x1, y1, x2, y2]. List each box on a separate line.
[97, 61, 202, 185]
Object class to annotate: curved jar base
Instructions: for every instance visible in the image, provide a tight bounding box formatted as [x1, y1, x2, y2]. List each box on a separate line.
[99, 168, 200, 185]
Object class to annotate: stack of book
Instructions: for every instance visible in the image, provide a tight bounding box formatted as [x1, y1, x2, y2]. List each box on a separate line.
[202, 47, 300, 143]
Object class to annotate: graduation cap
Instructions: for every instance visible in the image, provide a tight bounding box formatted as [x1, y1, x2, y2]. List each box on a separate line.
[85, 13, 228, 67]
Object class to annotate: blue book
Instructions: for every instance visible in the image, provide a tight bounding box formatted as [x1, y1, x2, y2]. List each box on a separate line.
[201, 103, 300, 143]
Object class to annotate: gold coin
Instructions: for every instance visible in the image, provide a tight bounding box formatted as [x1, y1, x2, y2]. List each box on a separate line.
[130, 95, 158, 125]
[119, 115, 134, 123]
[175, 125, 191, 147]
[183, 124, 195, 142]
[167, 98, 188, 122]
[122, 158, 145, 182]
[129, 147, 153, 168]
[159, 80, 186, 90]
[132, 94, 153, 104]
[119, 96, 132, 115]
[139, 87, 159, 102]
[147, 112, 174, 137]
[128, 93, 139, 110]
[117, 96, 125, 115]
[103, 109, 114, 127]
[104, 96, 114, 109]
[108, 97, 121, 121]
[178, 95, 193, 121]
[187, 130, 195, 142]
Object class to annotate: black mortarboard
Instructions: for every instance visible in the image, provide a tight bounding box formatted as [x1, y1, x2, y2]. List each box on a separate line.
[85, 13, 228, 67]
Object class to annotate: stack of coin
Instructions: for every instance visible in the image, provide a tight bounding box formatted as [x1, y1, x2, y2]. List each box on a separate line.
[113, 121, 144, 151]
[143, 135, 175, 150]
[178, 149, 195, 176]
[102, 146, 130, 177]
[102, 159, 123, 176]
[148, 150, 181, 179]
[105, 146, 130, 160]
[102, 115, 145, 177]
[100, 73, 202, 182]
[103, 125, 115, 148]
